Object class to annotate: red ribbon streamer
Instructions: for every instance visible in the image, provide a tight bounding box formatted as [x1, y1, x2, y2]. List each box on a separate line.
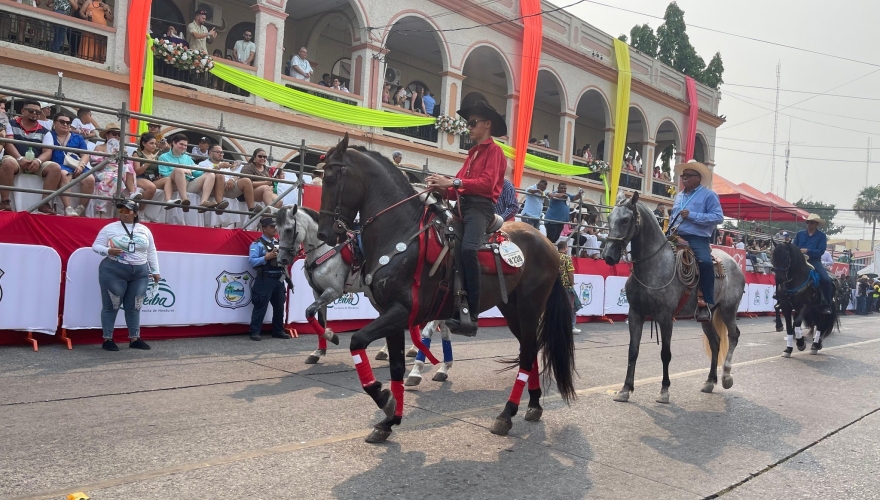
[511, 0, 543, 188]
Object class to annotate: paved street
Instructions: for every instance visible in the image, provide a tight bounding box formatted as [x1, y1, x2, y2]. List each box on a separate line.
[3, 314, 880, 500]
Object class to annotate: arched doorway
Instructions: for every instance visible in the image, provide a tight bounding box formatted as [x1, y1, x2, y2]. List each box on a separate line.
[654, 119, 681, 174]
[529, 69, 565, 154]
[574, 88, 611, 161]
[224, 22, 256, 61]
[149, 0, 185, 40]
[694, 133, 708, 164]
[621, 106, 648, 190]
[384, 16, 447, 113]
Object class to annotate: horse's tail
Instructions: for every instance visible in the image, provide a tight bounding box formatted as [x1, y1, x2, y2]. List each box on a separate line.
[703, 310, 729, 366]
[538, 277, 577, 403]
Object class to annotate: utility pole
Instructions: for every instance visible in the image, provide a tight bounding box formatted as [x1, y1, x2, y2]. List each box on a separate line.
[783, 120, 791, 200]
[770, 61, 781, 194]
[869, 137, 873, 244]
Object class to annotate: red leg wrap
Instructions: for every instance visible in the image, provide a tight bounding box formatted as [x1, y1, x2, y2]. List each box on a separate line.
[528, 360, 540, 391]
[318, 336, 327, 350]
[351, 349, 376, 388]
[307, 316, 324, 335]
[391, 380, 404, 417]
[508, 369, 530, 405]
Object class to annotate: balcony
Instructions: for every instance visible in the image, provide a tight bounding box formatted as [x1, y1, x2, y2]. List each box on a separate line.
[0, 1, 113, 64]
[282, 76, 360, 107]
[381, 105, 438, 145]
[572, 158, 604, 184]
[526, 145, 561, 162]
[155, 56, 249, 97]
[651, 178, 675, 199]
[619, 171, 644, 191]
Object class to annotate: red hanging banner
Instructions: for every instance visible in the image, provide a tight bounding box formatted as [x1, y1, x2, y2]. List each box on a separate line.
[511, 0, 543, 188]
[684, 76, 698, 161]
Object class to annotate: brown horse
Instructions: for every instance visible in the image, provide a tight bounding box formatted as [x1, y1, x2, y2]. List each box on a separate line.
[316, 133, 576, 443]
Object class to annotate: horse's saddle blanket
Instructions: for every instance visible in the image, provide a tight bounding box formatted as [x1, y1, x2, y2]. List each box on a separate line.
[425, 213, 521, 275]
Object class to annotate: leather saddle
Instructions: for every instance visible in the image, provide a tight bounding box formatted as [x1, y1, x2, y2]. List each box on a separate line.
[669, 237, 725, 319]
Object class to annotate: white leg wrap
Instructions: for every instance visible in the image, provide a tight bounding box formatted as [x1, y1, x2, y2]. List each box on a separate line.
[321, 328, 335, 341]
[814, 329, 822, 342]
[409, 360, 425, 377]
[786, 335, 794, 348]
[794, 326, 803, 339]
[438, 361, 452, 374]
[378, 344, 388, 355]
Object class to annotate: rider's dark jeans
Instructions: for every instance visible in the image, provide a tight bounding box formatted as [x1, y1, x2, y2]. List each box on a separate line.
[809, 258, 833, 306]
[680, 234, 715, 305]
[456, 196, 494, 316]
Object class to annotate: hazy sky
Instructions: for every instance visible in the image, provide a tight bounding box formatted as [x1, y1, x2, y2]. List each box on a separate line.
[551, 0, 879, 238]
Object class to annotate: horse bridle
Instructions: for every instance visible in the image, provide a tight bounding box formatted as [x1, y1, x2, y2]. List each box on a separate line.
[604, 201, 641, 249]
[318, 162, 355, 235]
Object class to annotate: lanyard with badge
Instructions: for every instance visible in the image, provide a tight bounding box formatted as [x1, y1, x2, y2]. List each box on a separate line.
[677, 186, 701, 213]
[121, 221, 137, 253]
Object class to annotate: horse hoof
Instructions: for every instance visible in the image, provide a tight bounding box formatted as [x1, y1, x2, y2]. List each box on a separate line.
[406, 346, 418, 357]
[524, 407, 543, 422]
[404, 375, 422, 387]
[380, 389, 396, 419]
[701, 382, 715, 393]
[796, 338, 806, 351]
[656, 392, 670, 404]
[375, 351, 388, 361]
[722, 375, 734, 389]
[365, 427, 392, 444]
[613, 390, 630, 403]
[782, 347, 792, 358]
[329, 333, 339, 346]
[490, 417, 513, 436]
[305, 354, 320, 364]
[776, 326, 784, 332]
[431, 372, 448, 382]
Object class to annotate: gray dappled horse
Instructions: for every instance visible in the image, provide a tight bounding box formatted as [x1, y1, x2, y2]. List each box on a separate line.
[770, 241, 838, 356]
[275, 205, 454, 383]
[602, 193, 746, 403]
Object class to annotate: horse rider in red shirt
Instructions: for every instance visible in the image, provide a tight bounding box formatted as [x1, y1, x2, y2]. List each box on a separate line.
[426, 101, 507, 335]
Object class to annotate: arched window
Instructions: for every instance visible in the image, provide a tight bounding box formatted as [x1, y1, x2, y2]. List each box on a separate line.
[150, 0, 185, 40]
[225, 22, 256, 60]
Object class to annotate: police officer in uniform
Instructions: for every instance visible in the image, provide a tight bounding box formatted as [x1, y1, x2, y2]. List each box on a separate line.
[248, 217, 291, 341]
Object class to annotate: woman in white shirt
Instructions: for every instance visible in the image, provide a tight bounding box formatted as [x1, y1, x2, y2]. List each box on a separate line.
[92, 199, 160, 351]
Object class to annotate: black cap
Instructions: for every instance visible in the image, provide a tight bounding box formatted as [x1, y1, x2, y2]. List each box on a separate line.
[260, 216, 276, 227]
[116, 199, 138, 212]
[196, 9, 207, 16]
[199, 136, 209, 143]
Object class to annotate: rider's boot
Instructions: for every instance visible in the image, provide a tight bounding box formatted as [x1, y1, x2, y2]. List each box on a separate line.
[446, 267, 478, 336]
[695, 298, 712, 323]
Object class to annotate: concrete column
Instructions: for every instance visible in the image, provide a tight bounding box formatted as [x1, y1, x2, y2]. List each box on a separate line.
[251, 2, 288, 85]
[112, 0, 129, 73]
[643, 142, 656, 195]
[439, 70, 465, 152]
[559, 112, 577, 164]
[505, 93, 519, 143]
[351, 42, 385, 108]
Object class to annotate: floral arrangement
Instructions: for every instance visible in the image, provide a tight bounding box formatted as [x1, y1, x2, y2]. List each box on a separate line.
[435, 114, 469, 135]
[586, 159, 610, 175]
[152, 39, 214, 73]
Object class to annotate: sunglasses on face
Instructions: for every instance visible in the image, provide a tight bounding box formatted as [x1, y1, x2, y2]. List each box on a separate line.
[256, 155, 267, 159]
[22, 108, 40, 114]
[466, 119, 487, 129]
[57, 120, 71, 125]
[680, 173, 700, 179]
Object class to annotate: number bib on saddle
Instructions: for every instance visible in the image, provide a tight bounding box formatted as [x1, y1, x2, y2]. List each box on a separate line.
[498, 241, 525, 268]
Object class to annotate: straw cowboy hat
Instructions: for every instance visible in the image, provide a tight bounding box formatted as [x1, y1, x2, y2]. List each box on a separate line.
[313, 162, 325, 174]
[673, 160, 712, 188]
[457, 100, 507, 137]
[100, 123, 121, 140]
[805, 213, 826, 228]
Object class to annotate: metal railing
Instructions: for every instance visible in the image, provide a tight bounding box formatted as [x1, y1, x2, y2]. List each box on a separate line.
[619, 172, 643, 191]
[526, 146, 560, 162]
[155, 57, 248, 97]
[651, 179, 674, 199]
[0, 9, 108, 63]
[282, 77, 359, 107]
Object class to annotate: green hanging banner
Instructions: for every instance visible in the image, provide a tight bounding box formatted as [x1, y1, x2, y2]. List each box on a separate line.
[210, 62, 436, 128]
[495, 140, 594, 176]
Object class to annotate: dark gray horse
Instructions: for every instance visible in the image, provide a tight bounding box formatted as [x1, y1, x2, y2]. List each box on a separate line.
[602, 193, 746, 403]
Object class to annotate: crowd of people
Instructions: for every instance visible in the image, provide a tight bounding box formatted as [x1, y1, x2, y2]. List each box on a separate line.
[0, 98, 287, 220]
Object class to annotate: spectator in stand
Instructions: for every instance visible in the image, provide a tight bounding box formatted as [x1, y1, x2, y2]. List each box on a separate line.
[71, 108, 99, 145]
[131, 132, 160, 213]
[633, 153, 642, 174]
[78, 0, 112, 61]
[331, 77, 349, 93]
[0, 100, 63, 213]
[92, 199, 159, 351]
[410, 86, 424, 114]
[91, 124, 138, 217]
[37, 102, 54, 129]
[493, 178, 519, 222]
[557, 240, 581, 334]
[653, 165, 662, 179]
[537, 134, 550, 148]
[391, 151, 403, 167]
[723, 231, 734, 247]
[146, 122, 169, 153]
[582, 144, 593, 160]
[382, 83, 392, 104]
[395, 86, 408, 107]
[575, 213, 601, 259]
[233, 30, 255, 65]
[528, 137, 537, 145]
[309, 164, 323, 186]
[163, 25, 188, 47]
[186, 10, 216, 53]
[199, 144, 256, 214]
[0, 96, 10, 132]
[735, 237, 746, 250]
[191, 137, 210, 160]
[545, 182, 583, 243]
[157, 134, 219, 213]
[48, 0, 80, 54]
[240, 148, 281, 208]
[423, 91, 436, 116]
[289, 47, 313, 81]
[625, 156, 635, 172]
[520, 179, 547, 229]
[317, 73, 332, 87]
[42, 113, 93, 216]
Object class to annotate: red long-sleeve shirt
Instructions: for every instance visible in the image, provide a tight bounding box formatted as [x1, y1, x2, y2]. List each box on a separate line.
[446, 138, 507, 203]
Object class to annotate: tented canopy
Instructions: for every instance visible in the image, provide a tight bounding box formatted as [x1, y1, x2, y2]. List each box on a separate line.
[712, 175, 807, 222]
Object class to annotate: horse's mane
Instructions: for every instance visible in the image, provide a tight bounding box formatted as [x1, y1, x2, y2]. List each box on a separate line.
[298, 206, 319, 223]
[347, 145, 417, 201]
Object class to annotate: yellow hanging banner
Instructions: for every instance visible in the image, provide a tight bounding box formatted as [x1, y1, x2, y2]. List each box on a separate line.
[139, 35, 155, 135]
[610, 38, 632, 205]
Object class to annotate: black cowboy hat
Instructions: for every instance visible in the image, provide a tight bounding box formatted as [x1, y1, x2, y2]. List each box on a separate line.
[457, 100, 507, 137]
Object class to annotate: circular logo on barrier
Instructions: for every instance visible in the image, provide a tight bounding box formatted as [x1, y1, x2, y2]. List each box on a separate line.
[216, 271, 253, 309]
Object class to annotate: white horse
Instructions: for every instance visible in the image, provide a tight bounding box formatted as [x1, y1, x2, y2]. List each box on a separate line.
[275, 205, 454, 383]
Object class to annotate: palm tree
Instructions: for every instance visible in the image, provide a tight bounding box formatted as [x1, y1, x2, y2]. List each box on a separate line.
[853, 186, 880, 249]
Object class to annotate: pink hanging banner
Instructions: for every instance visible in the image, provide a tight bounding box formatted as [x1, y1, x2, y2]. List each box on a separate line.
[684, 76, 698, 161]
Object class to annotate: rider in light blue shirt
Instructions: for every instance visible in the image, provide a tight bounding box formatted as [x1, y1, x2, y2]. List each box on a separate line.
[670, 162, 724, 321]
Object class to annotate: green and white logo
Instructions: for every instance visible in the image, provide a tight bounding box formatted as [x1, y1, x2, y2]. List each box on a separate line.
[215, 271, 254, 309]
[145, 278, 176, 309]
